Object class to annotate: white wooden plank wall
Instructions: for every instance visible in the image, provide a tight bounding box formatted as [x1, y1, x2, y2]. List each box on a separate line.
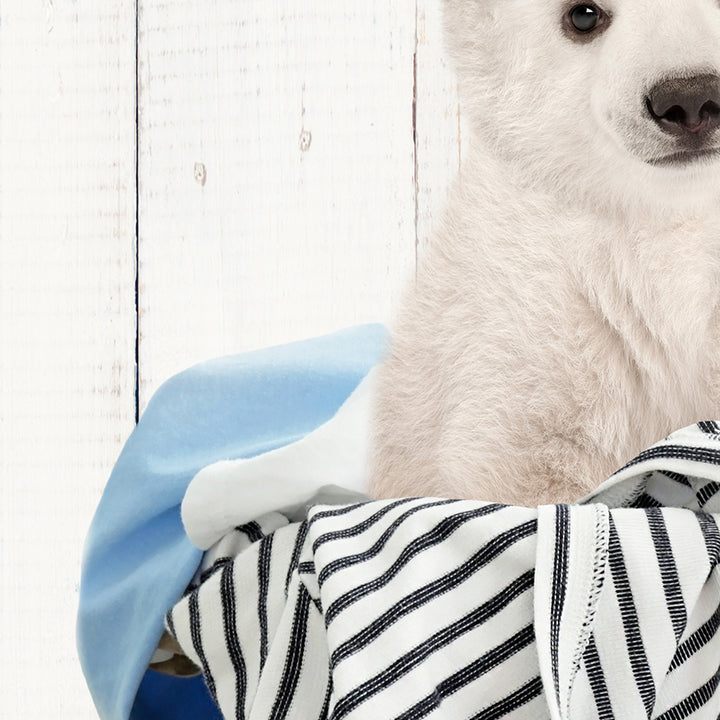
[0, 1, 137, 717]
[138, 0, 421, 408]
[1, 1, 461, 716]
[415, 0, 467, 256]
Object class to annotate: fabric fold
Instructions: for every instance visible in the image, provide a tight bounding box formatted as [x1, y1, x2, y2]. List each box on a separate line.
[170, 422, 720, 720]
[534, 503, 609, 720]
[533, 429, 720, 720]
[76, 324, 389, 720]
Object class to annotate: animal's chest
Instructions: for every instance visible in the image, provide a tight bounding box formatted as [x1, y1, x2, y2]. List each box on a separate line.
[572, 300, 720, 457]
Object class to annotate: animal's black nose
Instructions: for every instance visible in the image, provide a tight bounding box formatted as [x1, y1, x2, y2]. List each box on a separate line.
[646, 74, 720, 136]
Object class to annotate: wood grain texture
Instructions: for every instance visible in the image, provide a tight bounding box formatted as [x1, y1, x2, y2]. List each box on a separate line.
[414, 0, 464, 260]
[136, 0, 421, 410]
[0, 2, 136, 717]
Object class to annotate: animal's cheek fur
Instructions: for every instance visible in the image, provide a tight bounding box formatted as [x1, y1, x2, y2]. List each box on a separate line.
[445, 16, 607, 173]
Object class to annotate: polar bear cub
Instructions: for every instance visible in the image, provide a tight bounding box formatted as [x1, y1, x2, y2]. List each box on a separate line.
[371, 0, 720, 506]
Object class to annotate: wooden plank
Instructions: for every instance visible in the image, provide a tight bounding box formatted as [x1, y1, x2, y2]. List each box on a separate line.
[414, 0, 467, 260]
[0, 2, 136, 716]
[137, 0, 417, 410]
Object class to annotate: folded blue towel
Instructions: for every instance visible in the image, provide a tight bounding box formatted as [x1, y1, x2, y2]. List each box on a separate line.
[77, 324, 389, 720]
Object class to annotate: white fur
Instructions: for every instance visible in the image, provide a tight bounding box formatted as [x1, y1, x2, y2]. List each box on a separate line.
[371, 0, 720, 505]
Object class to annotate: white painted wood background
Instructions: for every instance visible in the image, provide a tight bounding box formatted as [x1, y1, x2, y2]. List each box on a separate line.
[0, 1, 464, 716]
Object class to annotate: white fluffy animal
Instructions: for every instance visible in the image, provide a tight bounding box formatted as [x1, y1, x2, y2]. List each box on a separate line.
[371, 0, 720, 506]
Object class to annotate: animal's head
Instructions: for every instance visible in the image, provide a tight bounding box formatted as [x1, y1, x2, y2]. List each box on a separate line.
[443, 0, 720, 214]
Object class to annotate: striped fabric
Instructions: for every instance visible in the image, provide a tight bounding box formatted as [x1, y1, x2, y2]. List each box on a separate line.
[168, 423, 720, 719]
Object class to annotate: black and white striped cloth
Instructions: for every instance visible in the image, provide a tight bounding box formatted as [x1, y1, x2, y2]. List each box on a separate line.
[167, 422, 720, 719]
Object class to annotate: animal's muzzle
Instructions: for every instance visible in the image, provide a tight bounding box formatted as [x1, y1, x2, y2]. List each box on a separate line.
[646, 74, 720, 140]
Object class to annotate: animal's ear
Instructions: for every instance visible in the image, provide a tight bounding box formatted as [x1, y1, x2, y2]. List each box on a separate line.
[149, 630, 201, 677]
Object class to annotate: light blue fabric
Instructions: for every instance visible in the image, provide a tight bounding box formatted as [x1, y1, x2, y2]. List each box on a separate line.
[77, 324, 389, 720]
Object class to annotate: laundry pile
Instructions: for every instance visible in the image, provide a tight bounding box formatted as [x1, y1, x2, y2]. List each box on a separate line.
[170, 423, 720, 720]
[77, 326, 720, 720]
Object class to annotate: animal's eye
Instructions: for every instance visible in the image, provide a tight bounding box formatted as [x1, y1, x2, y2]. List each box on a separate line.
[563, 2, 611, 40]
[568, 4, 601, 32]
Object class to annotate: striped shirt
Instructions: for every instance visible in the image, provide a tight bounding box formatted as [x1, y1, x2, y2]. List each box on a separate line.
[168, 422, 720, 719]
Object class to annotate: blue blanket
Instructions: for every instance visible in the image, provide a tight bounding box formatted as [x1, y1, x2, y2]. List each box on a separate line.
[77, 324, 389, 720]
